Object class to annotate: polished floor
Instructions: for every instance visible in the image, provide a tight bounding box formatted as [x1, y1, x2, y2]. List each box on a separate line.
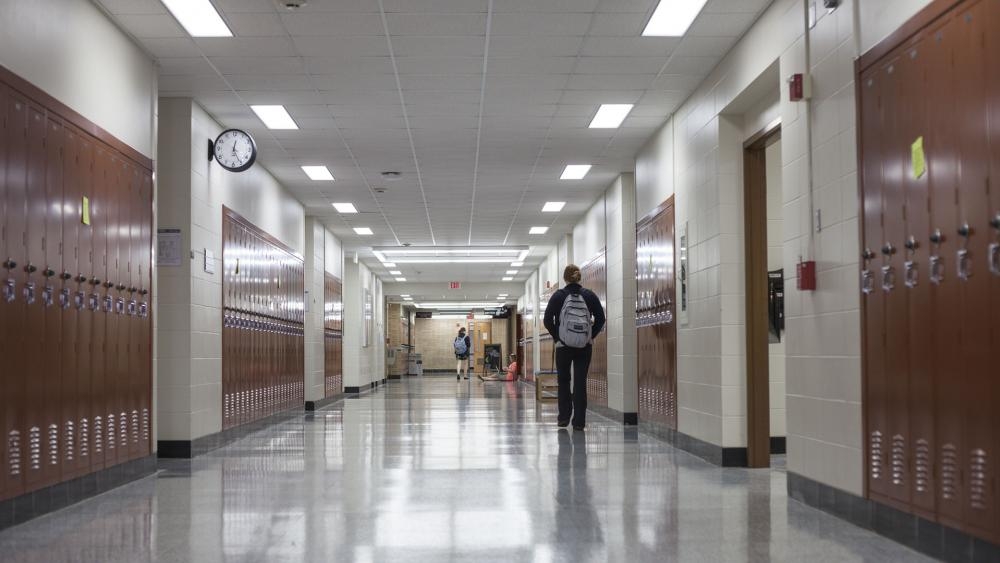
[0, 376, 932, 562]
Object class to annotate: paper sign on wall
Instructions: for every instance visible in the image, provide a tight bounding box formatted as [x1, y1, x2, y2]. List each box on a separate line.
[157, 228, 183, 267]
[81, 196, 91, 225]
[911, 136, 926, 179]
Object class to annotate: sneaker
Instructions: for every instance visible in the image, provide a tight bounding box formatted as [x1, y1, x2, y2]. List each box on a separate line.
[557, 420, 570, 428]
[456, 374, 460, 380]
[573, 425, 585, 431]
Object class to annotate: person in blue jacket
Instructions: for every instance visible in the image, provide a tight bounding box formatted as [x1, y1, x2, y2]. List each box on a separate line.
[543, 265, 606, 430]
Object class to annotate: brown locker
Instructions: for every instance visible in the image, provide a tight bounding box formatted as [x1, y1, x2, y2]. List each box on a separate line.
[860, 65, 891, 502]
[123, 163, 138, 462]
[42, 116, 65, 485]
[89, 147, 110, 472]
[896, 37, 937, 516]
[59, 125, 82, 479]
[138, 170, 153, 455]
[581, 252, 608, 408]
[953, 2, 996, 537]
[75, 133, 95, 476]
[104, 156, 123, 466]
[986, 1, 1000, 540]
[22, 103, 47, 492]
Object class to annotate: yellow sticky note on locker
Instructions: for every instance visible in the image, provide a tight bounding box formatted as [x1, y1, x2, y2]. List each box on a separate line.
[81, 196, 91, 225]
[911, 136, 926, 179]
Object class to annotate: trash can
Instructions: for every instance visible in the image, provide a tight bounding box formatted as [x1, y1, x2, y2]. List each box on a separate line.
[407, 353, 423, 376]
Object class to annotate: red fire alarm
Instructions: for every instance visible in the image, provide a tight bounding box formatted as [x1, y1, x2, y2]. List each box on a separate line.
[797, 260, 817, 291]
[788, 73, 812, 102]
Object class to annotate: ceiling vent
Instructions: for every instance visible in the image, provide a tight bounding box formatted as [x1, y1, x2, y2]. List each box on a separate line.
[381, 171, 402, 181]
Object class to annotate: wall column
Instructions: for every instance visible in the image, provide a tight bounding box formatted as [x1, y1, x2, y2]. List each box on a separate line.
[606, 173, 638, 420]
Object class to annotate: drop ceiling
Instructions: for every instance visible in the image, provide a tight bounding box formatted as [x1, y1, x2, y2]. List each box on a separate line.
[97, 0, 771, 283]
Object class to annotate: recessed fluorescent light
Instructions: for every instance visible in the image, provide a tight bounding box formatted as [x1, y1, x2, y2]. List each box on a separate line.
[382, 262, 396, 267]
[642, 0, 709, 37]
[511, 261, 524, 267]
[542, 201, 566, 213]
[401, 294, 410, 297]
[589, 104, 634, 129]
[404, 297, 413, 301]
[302, 166, 334, 181]
[395, 277, 407, 282]
[250, 105, 298, 130]
[529, 227, 549, 235]
[560, 164, 591, 180]
[161, 0, 233, 37]
[389, 270, 402, 275]
[502, 277, 514, 281]
[332, 202, 357, 213]
[506, 270, 518, 275]
[354, 227, 373, 235]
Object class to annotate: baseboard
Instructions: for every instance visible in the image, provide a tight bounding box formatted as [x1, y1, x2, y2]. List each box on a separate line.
[637, 419, 749, 467]
[157, 406, 305, 459]
[344, 382, 375, 394]
[0, 454, 157, 531]
[305, 393, 344, 412]
[770, 436, 786, 454]
[583, 404, 640, 427]
[787, 471, 1000, 562]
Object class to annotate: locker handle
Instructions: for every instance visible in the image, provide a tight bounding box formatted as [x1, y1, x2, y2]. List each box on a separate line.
[43, 268, 55, 278]
[957, 249, 972, 280]
[989, 243, 1000, 276]
[59, 272, 71, 281]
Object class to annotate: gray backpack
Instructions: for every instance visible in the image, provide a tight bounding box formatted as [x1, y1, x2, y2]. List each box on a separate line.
[558, 291, 592, 348]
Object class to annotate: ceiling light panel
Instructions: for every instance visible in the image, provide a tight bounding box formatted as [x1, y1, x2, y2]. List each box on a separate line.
[542, 201, 566, 213]
[301, 166, 334, 181]
[506, 270, 518, 275]
[529, 227, 548, 235]
[161, 0, 233, 37]
[395, 277, 407, 282]
[354, 227, 374, 235]
[511, 262, 524, 267]
[333, 203, 357, 213]
[251, 105, 298, 130]
[502, 277, 514, 281]
[389, 271, 402, 275]
[560, 164, 591, 180]
[642, 0, 709, 37]
[589, 104, 634, 128]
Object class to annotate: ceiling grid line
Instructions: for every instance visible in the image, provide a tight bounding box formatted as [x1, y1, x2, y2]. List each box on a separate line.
[466, 0, 494, 246]
[378, 0, 437, 246]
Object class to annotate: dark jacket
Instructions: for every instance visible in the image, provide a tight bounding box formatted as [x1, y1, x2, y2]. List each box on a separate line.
[543, 283, 606, 344]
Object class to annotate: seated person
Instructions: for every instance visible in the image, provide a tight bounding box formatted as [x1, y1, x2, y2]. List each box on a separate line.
[481, 354, 518, 381]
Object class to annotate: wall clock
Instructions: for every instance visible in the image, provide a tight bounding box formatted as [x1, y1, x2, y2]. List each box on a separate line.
[211, 129, 257, 172]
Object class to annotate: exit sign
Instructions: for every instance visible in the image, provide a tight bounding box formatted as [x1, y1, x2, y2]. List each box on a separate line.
[449, 281, 461, 289]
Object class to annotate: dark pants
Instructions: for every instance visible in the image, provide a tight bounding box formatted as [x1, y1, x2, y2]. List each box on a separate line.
[556, 345, 592, 427]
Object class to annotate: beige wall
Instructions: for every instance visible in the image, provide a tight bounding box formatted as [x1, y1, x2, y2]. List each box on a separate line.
[415, 319, 471, 371]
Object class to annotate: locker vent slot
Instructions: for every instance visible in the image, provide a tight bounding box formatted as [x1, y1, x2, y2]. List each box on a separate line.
[8, 430, 22, 476]
[120, 412, 127, 447]
[969, 448, 988, 510]
[80, 418, 89, 457]
[107, 413, 115, 450]
[914, 438, 931, 493]
[28, 427, 41, 471]
[94, 416, 103, 454]
[48, 423, 58, 466]
[141, 409, 150, 443]
[64, 421, 75, 462]
[131, 410, 139, 444]
[941, 444, 959, 500]
[891, 434, 906, 486]
[870, 431, 883, 480]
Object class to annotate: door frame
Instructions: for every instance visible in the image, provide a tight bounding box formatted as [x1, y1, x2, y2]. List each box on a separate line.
[743, 121, 781, 468]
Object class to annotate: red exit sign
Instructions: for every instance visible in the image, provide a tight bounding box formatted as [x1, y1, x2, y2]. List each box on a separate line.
[449, 281, 461, 290]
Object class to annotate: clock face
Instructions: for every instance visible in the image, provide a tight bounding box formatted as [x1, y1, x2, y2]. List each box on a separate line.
[214, 129, 257, 172]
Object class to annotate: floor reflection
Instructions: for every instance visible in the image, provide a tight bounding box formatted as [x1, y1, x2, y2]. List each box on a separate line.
[0, 376, 933, 562]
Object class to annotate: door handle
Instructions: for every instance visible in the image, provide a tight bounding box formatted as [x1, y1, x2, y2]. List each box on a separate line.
[881, 265, 896, 292]
[989, 243, 999, 277]
[957, 249, 971, 281]
[904, 260, 919, 288]
[3, 279, 15, 303]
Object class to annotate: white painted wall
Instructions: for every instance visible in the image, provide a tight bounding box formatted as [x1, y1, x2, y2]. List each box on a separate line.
[304, 219, 325, 402]
[605, 174, 638, 415]
[343, 260, 385, 389]
[0, 0, 157, 158]
[573, 196, 607, 265]
[324, 230, 343, 279]
[765, 141, 787, 439]
[859, 0, 934, 53]
[156, 99, 307, 441]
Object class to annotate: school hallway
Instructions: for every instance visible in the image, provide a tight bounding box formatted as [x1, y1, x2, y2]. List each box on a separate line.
[0, 376, 928, 562]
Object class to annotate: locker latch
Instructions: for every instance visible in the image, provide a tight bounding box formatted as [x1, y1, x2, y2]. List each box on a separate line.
[904, 236, 919, 288]
[991, 214, 1000, 277]
[3, 279, 14, 303]
[41, 285, 53, 307]
[23, 282, 36, 305]
[102, 295, 112, 314]
[881, 242, 896, 292]
[139, 302, 148, 318]
[957, 223, 972, 281]
[59, 288, 71, 310]
[88, 293, 99, 311]
[861, 248, 875, 294]
[115, 297, 125, 315]
[128, 300, 137, 316]
[74, 291, 85, 310]
[929, 229, 945, 285]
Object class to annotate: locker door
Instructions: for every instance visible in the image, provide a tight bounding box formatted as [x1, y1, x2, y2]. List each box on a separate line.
[89, 147, 109, 472]
[0, 87, 28, 500]
[59, 126, 82, 479]
[138, 171, 152, 455]
[222, 218, 230, 430]
[0, 84, 6, 500]
[123, 163, 138, 462]
[75, 134, 95, 475]
[860, 66, 890, 501]
[953, 2, 995, 536]
[896, 36, 936, 516]
[986, 0, 1000, 541]
[105, 155, 124, 466]
[42, 116, 65, 485]
[20, 103, 47, 492]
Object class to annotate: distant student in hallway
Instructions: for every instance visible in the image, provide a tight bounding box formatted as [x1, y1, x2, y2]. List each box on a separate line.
[454, 327, 471, 380]
[543, 265, 606, 431]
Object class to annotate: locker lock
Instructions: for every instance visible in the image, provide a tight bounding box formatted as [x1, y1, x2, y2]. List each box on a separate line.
[43, 268, 55, 278]
[59, 272, 72, 281]
[862, 248, 876, 261]
[991, 213, 1000, 231]
[881, 243, 896, 256]
[128, 287, 138, 294]
[103, 280, 114, 289]
[3, 259, 16, 270]
[24, 263, 37, 274]
[75, 274, 87, 284]
[139, 289, 148, 296]
[958, 223, 972, 238]
[115, 283, 126, 291]
[930, 229, 944, 245]
[89, 277, 101, 286]
[904, 236, 918, 251]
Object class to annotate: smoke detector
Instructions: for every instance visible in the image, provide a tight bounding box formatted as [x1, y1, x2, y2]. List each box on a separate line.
[276, 0, 307, 10]
[381, 171, 402, 181]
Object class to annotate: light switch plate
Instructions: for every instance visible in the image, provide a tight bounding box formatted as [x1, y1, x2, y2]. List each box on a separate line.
[204, 249, 215, 274]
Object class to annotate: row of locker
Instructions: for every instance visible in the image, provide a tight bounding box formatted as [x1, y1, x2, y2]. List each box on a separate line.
[859, 0, 1000, 543]
[221, 212, 305, 430]
[581, 252, 609, 408]
[0, 80, 153, 502]
[324, 272, 343, 398]
[636, 200, 678, 429]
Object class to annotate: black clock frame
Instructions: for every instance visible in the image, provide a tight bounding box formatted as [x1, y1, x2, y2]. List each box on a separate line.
[210, 129, 258, 173]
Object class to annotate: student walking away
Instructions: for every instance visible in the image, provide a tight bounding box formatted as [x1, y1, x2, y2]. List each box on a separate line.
[454, 327, 472, 380]
[543, 265, 606, 430]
